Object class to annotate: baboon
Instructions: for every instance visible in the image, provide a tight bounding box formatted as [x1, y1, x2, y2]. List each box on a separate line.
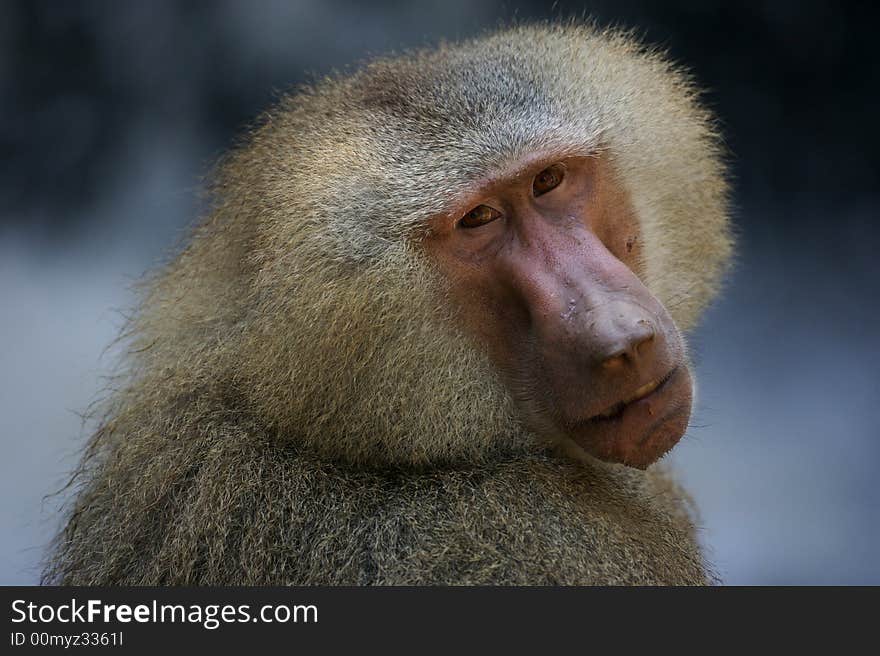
[44, 22, 731, 585]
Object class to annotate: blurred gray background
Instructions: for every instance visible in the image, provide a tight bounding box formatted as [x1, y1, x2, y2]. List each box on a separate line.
[1, 1, 878, 585]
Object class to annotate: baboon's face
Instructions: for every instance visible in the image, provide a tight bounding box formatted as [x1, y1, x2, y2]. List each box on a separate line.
[425, 153, 693, 469]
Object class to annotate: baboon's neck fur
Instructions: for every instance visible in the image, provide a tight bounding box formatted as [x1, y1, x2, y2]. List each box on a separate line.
[45, 400, 709, 584]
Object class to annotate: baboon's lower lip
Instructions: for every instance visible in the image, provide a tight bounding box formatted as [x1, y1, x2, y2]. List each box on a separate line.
[590, 367, 678, 421]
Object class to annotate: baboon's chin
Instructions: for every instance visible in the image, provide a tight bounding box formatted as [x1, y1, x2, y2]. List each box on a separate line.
[559, 366, 694, 469]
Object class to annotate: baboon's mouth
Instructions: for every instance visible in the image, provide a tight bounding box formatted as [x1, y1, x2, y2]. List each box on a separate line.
[589, 367, 678, 422]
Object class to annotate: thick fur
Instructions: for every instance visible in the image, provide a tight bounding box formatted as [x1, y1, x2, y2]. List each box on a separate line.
[44, 23, 730, 585]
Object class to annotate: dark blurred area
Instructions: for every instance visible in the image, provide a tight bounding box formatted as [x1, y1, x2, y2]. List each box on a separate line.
[1, 1, 878, 584]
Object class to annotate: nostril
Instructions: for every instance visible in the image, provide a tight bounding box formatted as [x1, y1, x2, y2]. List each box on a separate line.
[634, 330, 655, 355]
[600, 351, 629, 370]
[599, 323, 655, 369]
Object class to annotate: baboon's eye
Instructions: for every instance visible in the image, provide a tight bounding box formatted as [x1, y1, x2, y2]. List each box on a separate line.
[459, 205, 502, 229]
[533, 163, 565, 197]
